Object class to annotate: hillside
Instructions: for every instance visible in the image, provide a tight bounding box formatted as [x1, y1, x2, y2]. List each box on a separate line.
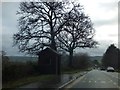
[90, 56, 102, 61]
[7, 56, 102, 63]
[90, 56, 102, 62]
[8, 56, 38, 62]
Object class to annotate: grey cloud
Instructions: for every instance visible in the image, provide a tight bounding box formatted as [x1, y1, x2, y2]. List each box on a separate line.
[2, 2, 19, 33]
[2, 2, 23, 56]
[98, 1, 117, 12]
[118, 4, 120, 23]
[75, 40, 118, 56]
[108, 34, 118, 37]
[93, 1, 118, 27]
[2, 33, 24, 56]
[94, 17, 117, 27]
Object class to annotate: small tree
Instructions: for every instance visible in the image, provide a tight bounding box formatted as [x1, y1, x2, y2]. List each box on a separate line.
[57, 3, 97, 67]
[1, 51, 9, 65]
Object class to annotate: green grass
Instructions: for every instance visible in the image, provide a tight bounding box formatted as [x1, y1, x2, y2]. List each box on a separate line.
[3, 75, 55, 89]
[3, 69, 91, 89]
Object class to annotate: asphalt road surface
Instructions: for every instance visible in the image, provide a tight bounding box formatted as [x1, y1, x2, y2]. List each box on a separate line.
[65, 70, 120, 89]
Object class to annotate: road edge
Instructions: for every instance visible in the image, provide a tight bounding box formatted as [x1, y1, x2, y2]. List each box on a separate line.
[58, 71, 88, 89]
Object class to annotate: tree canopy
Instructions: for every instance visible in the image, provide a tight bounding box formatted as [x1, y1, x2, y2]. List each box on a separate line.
[13, 2, 97, 67]
[102, 44, 119, 69]
[57, 3, 97, 67]
[13, 2, 68, 54]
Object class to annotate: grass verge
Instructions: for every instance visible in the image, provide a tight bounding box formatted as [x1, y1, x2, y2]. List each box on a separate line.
[3, 75, 55, 89]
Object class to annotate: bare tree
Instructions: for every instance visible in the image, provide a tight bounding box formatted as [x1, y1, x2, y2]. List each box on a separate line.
[13, 2, 68, 54]
[57, 3, 97, 67]
[13, 2, 97, 67]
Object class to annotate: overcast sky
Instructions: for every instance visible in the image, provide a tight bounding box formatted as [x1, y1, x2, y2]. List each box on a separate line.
[1, 0, 119, 56]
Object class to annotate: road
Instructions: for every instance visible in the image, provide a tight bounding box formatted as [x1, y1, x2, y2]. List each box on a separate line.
[65, 70, 120, 89]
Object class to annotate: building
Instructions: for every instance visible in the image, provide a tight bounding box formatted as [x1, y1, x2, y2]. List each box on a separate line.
[37, 47, 61, 75]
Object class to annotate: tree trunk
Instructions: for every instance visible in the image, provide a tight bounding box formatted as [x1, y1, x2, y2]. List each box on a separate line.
[51, 35, 57, 51]
[50, 25, 57, 50]
[68, 50, 73, 68]
[50, 12, 57, 51]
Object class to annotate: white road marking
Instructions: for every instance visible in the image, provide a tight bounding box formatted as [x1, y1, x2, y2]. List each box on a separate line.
[103, 72, 120, 80]
[101, 71, 120, 87]
[110, 80, 113, 82]
[104, 74, 119, 87]
[101, 81, 106, 83]
[65, 73, 86, 88]
[89, 81, 91, 83]
[110, 75, 119, 79]
[98, 78, 101, 80]
[94, 81, 97, 83]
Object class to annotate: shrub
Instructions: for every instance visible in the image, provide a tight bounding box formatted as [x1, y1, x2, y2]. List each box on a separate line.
[72, 53, 91, 69]
[2, 60, 38, 83]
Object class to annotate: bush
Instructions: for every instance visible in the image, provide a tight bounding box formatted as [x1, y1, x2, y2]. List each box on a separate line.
[2, 60, 39, 83]
[72, 53, 91, 69]
[1, 51, 39, 83]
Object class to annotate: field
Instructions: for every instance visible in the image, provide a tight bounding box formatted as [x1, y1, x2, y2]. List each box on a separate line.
[8, 56, 38, 62]
[7, 56, 102, 63]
